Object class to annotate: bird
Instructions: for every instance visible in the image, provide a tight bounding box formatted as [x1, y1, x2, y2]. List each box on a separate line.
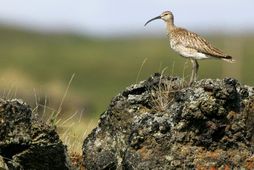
[144, 11, 234, 85]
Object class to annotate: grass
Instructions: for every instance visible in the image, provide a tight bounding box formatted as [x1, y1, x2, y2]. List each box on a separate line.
[32, 74, 97, 155]
[150, 69, 186, 112]
[31, 76, 98, 168]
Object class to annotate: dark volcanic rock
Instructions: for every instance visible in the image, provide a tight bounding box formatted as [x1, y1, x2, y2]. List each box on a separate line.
[83, 74, 254, 169]
[0, 99, 73, 170]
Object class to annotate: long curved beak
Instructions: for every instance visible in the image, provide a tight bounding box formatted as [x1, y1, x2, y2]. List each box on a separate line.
[144, 16, 161, 26]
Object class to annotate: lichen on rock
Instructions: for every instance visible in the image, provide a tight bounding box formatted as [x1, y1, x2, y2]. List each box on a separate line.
[83, 73, 254, 169]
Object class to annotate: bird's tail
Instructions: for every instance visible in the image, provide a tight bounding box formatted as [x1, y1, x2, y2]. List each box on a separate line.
[223, 55, 235, 63]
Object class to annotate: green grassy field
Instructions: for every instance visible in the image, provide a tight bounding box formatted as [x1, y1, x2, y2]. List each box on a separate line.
[0, 25, 254, 117]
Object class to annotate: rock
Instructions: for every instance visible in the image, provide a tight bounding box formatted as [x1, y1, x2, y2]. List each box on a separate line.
[0, 99, 73, 170]
[83, 73, 254, 169]
[0, 155, 8, 170]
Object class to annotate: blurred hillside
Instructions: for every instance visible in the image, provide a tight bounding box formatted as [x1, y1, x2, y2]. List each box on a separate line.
[0, 25, 253, 117]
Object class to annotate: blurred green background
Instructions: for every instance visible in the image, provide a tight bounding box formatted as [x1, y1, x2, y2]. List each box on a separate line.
[0, 26, 253, 117]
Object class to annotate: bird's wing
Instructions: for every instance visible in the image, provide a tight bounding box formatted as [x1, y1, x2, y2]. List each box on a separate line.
[173, 28, 231, 59]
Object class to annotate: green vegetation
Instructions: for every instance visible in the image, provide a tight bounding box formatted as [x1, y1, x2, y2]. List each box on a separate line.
[0, 25, 253, 117]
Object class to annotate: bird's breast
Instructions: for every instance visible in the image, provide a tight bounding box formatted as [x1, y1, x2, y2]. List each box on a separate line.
[169, 39, 209, 59]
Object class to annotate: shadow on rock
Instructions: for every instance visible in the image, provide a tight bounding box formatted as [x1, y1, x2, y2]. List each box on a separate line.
[83, 73, 254, 169]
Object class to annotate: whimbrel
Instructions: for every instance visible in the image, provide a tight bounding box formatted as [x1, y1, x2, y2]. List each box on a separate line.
[145, 11, 234, 85]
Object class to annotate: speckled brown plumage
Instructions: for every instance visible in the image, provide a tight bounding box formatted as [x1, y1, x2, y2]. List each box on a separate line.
[169, 27, 233, 60]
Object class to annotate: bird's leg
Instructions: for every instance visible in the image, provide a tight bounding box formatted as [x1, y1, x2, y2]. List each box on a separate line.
[189, 59, 199, 86]
[194, 59, 199, 81]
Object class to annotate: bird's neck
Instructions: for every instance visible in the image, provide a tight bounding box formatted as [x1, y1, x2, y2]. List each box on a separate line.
[166, 20, 175, 33]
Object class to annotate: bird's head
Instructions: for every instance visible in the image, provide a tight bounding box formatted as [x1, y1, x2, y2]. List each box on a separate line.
[144, 11, 174, 26]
